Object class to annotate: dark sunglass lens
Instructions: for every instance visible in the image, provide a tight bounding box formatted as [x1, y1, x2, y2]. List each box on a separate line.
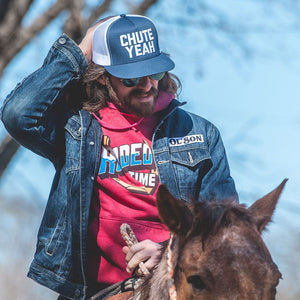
[122, 78, 140, 87]
[150, 72, 165, 81]
[121, 73, 165, 87]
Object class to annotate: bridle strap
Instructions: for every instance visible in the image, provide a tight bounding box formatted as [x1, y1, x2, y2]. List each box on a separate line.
[167, 233, 177, 300]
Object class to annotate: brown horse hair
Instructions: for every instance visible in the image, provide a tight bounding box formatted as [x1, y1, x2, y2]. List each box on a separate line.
[139, 181, 286, 300]
[139, 200, 255, 299]
[188, 200, 255, 251]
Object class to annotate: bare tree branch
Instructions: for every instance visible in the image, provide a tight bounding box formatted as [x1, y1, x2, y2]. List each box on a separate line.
[0, 0, 33, 42]
[0, 0, 69, 77]
[84, 0, 113, 31]
[0, 135, 20, 178]
[83, 0, 158, 32]
[64, 0, 85, 43]
[0, 0, 12, 24]
[130, 0, 159, 15]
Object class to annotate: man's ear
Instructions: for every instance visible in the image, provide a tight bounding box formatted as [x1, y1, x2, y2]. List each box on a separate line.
[97, 75, 106, 85]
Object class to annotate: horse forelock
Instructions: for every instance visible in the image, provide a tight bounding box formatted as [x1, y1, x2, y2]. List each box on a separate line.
[188, 199, 254, 245]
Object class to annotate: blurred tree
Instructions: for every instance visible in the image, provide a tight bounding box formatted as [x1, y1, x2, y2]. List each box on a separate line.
[0, 194, 50, 299]
[0, 1, 299, 299]
[0, 0, 299, 177]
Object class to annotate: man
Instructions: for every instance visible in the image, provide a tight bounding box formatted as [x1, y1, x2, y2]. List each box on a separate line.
[1, 14, 237, 300]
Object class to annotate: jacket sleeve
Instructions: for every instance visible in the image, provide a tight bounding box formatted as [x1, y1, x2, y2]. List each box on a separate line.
[0, 34, 88, 165]
[200, 124, 239, 202]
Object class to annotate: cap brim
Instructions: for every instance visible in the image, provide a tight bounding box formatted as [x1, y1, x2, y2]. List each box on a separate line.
[104, 53, 175, 79]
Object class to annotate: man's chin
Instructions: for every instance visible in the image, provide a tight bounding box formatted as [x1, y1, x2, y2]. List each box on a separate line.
[125, 87, 159, 117]
[129, 101, 156, 117]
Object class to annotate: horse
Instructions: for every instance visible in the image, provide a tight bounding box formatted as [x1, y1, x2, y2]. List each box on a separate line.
[136, 179, 287, 300]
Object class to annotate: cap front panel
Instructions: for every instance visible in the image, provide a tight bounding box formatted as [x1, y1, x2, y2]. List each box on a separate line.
[108, 16, 160, 66]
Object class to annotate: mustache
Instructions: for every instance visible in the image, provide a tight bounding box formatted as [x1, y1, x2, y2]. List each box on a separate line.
[130, 87, 158, 98]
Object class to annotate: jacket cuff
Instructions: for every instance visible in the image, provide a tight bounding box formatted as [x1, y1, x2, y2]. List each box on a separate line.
[50, 33, 88, 75]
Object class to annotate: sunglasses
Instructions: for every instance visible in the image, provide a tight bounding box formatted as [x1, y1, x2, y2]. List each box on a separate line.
[120, 72, 166, 87]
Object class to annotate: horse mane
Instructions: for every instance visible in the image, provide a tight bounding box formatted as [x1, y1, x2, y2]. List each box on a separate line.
[189, 199, 254, 248]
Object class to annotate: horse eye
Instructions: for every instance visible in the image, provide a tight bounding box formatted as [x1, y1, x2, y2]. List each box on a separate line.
[187, 275, 206, 291]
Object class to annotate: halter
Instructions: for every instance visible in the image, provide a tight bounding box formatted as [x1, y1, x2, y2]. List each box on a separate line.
[167, 233, 177, 300]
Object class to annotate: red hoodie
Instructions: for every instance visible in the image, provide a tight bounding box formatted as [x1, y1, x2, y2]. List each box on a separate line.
[87, 91, 174, 285]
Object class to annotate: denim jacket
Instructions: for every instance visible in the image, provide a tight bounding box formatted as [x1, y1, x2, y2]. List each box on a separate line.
[1, 35, 237, 299]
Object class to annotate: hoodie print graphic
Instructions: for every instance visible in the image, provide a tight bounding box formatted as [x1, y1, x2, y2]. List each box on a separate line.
[99, 134, 159, 195]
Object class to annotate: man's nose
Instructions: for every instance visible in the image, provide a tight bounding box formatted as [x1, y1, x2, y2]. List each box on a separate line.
[137, 76, 152, 90]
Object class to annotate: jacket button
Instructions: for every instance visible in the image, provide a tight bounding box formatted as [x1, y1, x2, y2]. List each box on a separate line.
[58, 37, 66, 44]
[89, 141, 95, 146]
[74, 289, 81, 297]
[76, 127, 81, 136]
[91, 176, 95, 181]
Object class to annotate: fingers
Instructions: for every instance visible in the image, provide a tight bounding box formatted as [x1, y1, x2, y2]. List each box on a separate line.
[78, 26, 95, 63]
[122, 245, 130, 255]
[124, 240, 163, 274]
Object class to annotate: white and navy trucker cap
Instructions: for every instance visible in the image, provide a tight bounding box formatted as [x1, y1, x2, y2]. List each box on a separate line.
[92, 14, 175, 79]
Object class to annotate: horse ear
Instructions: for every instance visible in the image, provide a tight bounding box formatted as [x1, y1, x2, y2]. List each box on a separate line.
[156, 185, 193, 235]
[248, 179, 288, 233]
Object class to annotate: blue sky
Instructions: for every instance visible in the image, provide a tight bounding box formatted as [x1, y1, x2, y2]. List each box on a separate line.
[0, 0, 299, 297]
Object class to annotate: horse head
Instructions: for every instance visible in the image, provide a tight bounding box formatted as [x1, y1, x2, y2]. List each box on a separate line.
[150, 179, 287, 300]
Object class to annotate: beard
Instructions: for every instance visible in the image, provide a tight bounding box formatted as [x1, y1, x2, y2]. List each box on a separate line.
[108, 85, 159, 117]
[123, 87, 159, 117]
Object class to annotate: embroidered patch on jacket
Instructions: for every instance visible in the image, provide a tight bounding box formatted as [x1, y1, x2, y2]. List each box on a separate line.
[169, 134, 204, 146]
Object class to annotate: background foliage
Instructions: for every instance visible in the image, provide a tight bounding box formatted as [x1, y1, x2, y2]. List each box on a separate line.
[0, 1, 299, 299]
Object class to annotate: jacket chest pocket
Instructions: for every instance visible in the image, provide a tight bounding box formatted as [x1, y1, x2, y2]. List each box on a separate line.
[170, 146, 212, 201]
[64, 116, 81, 173]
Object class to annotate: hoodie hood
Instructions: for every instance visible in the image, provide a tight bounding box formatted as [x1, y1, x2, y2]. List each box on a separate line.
[92, 91, 175, 132]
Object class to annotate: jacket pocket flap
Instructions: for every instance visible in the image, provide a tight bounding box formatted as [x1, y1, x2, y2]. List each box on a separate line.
[170, 147, 211, 167]
[64, 116, 81, 141]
